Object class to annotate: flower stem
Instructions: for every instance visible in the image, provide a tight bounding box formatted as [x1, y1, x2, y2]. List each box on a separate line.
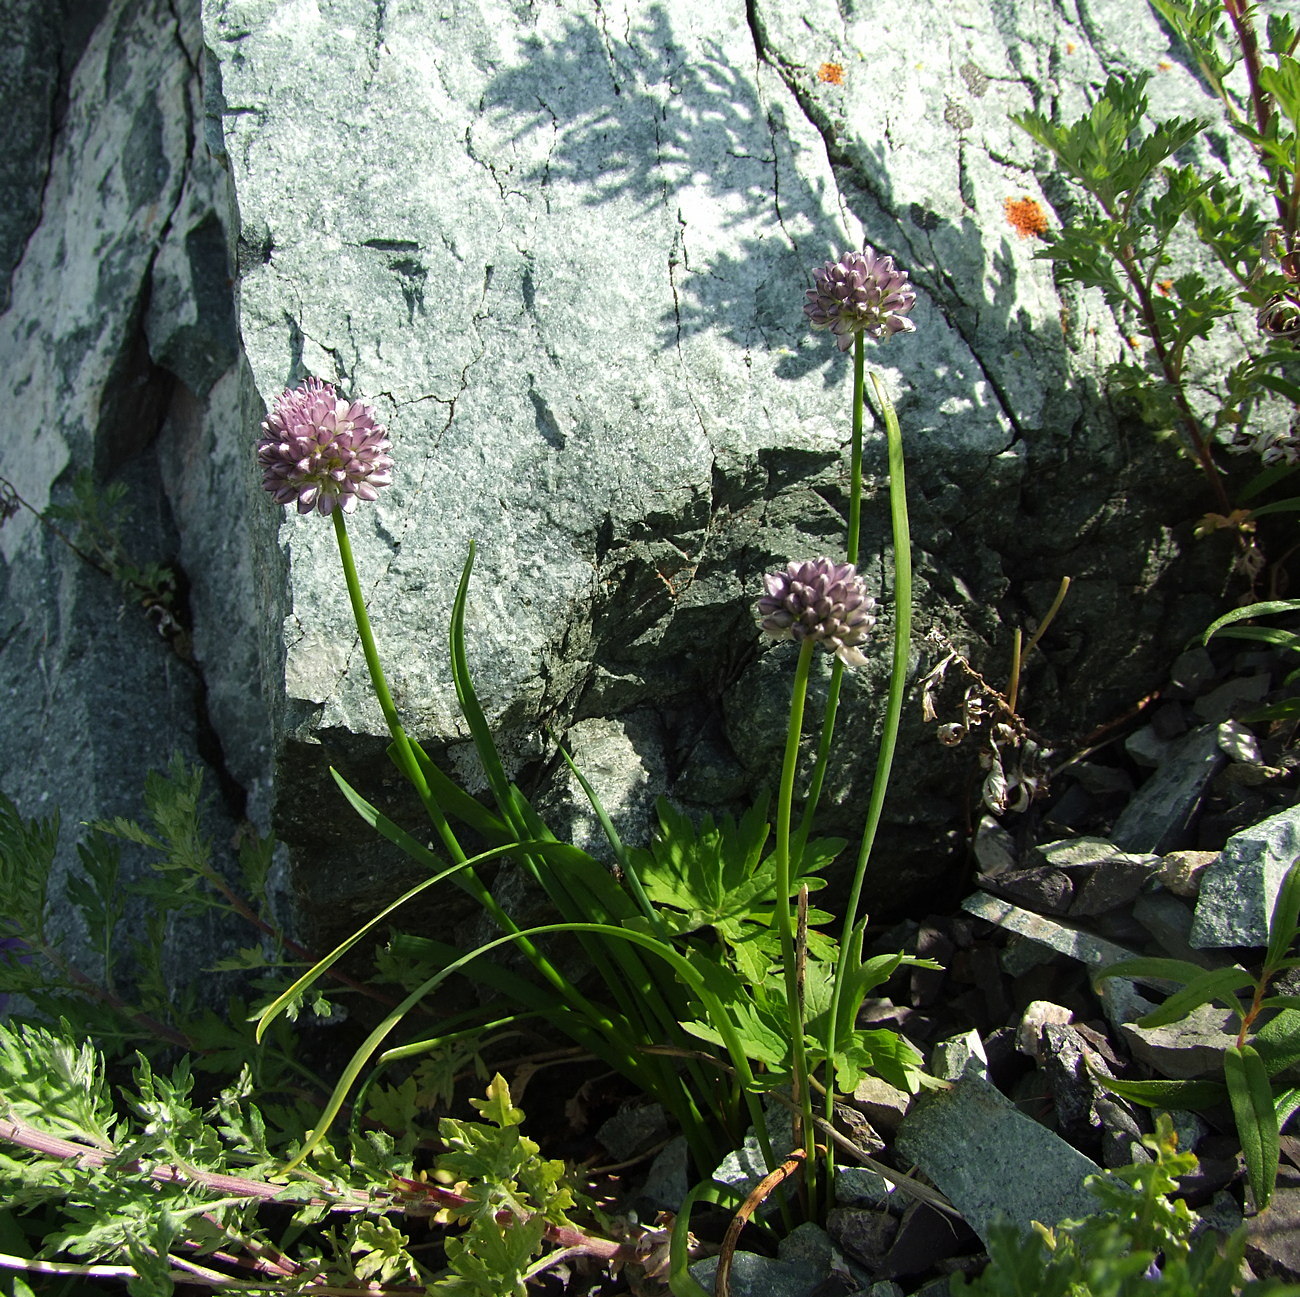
[329, 513, 612, 1045]
[794, 333, 865, 860]
[823, 370, 913, 1185]
[774, 635, 818, 1217]
[847, 333, 866, 564]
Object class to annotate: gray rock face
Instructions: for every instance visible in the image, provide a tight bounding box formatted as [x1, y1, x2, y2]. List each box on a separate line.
[198, 0, 1248, 930]
[1191, 804, 1300, 949]
[0, 0, 1272, 977]
[0, 0, 270, 988]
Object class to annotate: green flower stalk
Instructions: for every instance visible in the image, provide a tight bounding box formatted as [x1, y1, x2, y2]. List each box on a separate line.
[803, 249, 919, 1193]
[757, 558, 877, 1213]
[256, 381, 611, 1044]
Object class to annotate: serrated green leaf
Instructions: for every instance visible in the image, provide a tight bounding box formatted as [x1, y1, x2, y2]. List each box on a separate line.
[470, 1073, 524, 1130]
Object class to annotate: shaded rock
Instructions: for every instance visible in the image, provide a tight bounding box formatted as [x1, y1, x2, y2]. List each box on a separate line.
[1132, 890, 1215, 965]
[896, 1072, 1104, 1242]
[1168, 647, 1216, 697]
[596, 1101, 670, 1162]
[1124, 725, 1171, 769]
[1193, 674, 1271, 723]
[1191, 804, 1300, 948]
[978, 866, 1073, 915]
[1111, 727, 1226, 855]
[634, 1134, 689, 1215]
[973, 817, 1017, 876]
[0, 0, 260, 992]
[878, 1200, 978, 1279]
[826, 1206, 897, 1267]
[1032, 837, 1161, 917]
[690, 1250, 823, 1297]
[1094, 1095, 1150, 1169]
[1246, 1170, 1300, 1282]
[1119, 1001, 1240, 1080]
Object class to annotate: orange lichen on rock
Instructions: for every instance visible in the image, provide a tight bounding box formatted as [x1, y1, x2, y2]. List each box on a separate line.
[1003, 195, 1049, 239]
[817, 62, 844, 85]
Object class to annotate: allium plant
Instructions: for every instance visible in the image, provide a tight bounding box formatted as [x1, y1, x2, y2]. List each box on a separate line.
[733, 246, 921, 1214]
[757, 558, 877, 666]
[249, 249, 931, 1257]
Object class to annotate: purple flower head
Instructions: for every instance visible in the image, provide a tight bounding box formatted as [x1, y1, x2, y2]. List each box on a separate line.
[805, 248, 917, 351]
[757, 558, 876, 667]
[257, 378, 393, 516]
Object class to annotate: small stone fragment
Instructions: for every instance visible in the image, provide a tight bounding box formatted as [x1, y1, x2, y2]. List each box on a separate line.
[1016, 1001, 1074, 1061]
[826, 1206, 898, 1267]
[931, 1028, 988, 1081]
[973, 816, 1017, 876]
[1155, 849, 1217, 898]
[1111, 726, 1225, 854]
[1218, 718, 1263, 764]
[1124, 724, 1170, 768]
[851, 1075, 912, 1137]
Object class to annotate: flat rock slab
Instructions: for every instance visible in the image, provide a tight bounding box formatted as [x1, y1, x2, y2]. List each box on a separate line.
[961, 891, 1142, 973]
[1191, 804, 1300, 948]
[894, 1070, 1107, 1242]
[896, 1072, 1104, 1242]
[1110, 727, 1225, 855]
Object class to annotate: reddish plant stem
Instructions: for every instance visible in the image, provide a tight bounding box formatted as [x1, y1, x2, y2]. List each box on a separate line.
[1222, 0, 1298, 240]
[1119, 245, 1233, 514]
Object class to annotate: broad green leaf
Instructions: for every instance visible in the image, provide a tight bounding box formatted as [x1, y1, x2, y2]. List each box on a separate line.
[1093, 1072, 1228, 1111]
[1253, 1008, 1300, 1075]
[1225, 1043, 1279, 1209]
[1132, 965, 1254, 1029]
[1267, 859, 1300, 969]
[1097, 956, 1212, 988]
[1203, 599, 1300, 643]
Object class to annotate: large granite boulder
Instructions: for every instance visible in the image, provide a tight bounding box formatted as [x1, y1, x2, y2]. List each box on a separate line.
[201, 0, 1246, 935]
[0, 0, 1257, 971]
